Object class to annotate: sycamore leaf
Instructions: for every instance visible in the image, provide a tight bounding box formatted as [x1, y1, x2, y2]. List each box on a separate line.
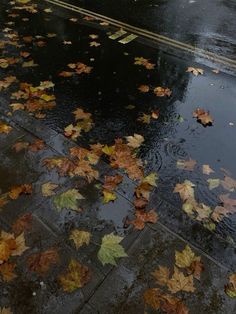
[225, 273, 236, 298]
[12, 213, 32, 236]
[152, 266, 170, 286]
[103, 174, 123, 191]
[59, 259, 91, 292]
[153, 87, 172, 97]
[174, 180, 195, 202]
[102, 189, 117, 204]
[54, 189, 84, 211]
[221, 176, 236, 191]
[207, 178, 220, 190]
[0, 262, 16, 282]
[11, 233, 29, 256]
[69, 229, 91, 250]
[143, 288, 162, 310]
[129, 209, 158, 230]
[97, 233, 127, 266]
[186, 67, 204, 76]
[0, 122, 12, 134]
[176, 159, 196, 171]
[167, 267, 195, 293]
[193, 108, 213, 126]
[142, 172, 158, 187]
[42, 182, 58, 197]
[27, 248, 59, 275]
[138, 85, 149, 93]
[202, 164, 214, 175]
[175, 245, 198, 268]
[126, 133, 144, 149]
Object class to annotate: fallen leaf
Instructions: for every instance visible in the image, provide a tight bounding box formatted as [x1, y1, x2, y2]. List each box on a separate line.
[0, 262, 16, 282]
[152, 266, 170, 286]
[221, 176, 236, 191]
[11, 233, 29, 256]
[103, 174, 123, 191]
[138, 85, 149, 93]
[12, 213, 32, 236]
[176, 159, 196, 171]
[207, 178, 220, 190]
[137, 113, 151, 124]
[186, 67, 204, 76]
[134, 57, 155, 70]
[59, 259, 91, 292]
[219, 194, 236, 212]
[193, 108, 213, 126]
[28, 139, 45, 152]
[175, 245, 197, 268]
[225, 273, 236, 298]
[202, 164, 214, 175]
[27, 248, 59, 275]
[54, 189, 84, 211]
[97, 233, 127, 266]
[153, 87, 172, 97]
[143, 288, 162, 310]
[126, 133, 144, 149]
[9, 184, 32, 200]
[69, 229, 91, 249]
[102, 189, 117, 203]
[0, 122, 12, 134]
[167, 267, 195, 293]
[142, 172, 158, 187]
[41, 182, 58, 197]
[10, 103, 25, 111]
[90, 41, 100, 47]
[174, 180, 195, 202]
[211, 206, 232, 222]
[129, 209, 158, 230]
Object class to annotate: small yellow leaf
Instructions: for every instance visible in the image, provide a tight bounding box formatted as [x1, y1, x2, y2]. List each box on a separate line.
[69, 229, 91, 250]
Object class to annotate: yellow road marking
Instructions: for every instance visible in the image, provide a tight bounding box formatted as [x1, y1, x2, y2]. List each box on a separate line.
[42, 0, 236, 70]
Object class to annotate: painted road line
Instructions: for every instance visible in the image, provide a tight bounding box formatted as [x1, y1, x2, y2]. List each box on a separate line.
[109, 29, 127, 40]
[118, 34, 138, 44]
[42, 0, 236, 69]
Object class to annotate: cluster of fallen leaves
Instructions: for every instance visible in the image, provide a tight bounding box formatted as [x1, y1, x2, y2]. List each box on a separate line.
[134, 57, 155, 70]
[12, 138, 45, 152]
[59, 62, 92, 77]
[0, 184, 32, 209]
[144, 245, 204, 313]
[138, 84, 172, 97]
[175, 159, 236, 229]
[10, 81, 56, 118]
[64, 107, 94, 140]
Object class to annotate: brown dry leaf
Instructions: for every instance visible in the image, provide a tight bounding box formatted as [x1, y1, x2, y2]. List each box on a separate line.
[161, 294, 189, 314]
[41, 182, 58, 197]
[59, 71, 73, 77]
[186, 67, 204, 76]
[59, 259, 91, 292]
[151, 110, 160, 119]
[187, 260, 204, 280]
[27, 248, 59, 275]
[12, 213, 32, 236]
[153, 87, 172, 97]
[0, 195, 8, 208]
[167, 267, 195, 293]
[0, 122, 12, 134]
[20, 51, 30, 58]
[135, 182, 153, 200]
[176, 159, 196, 171]
[12, 141, 29, 152]
[152, 265, 170, 286]
[0, 308, 13, 314]
[9, 184, 32, 200]
[194, 203, 212, 221]
[221, 176, 236, 191]
[143, 288, 162, 310]
[193, 108, 213, 126]
[211, 206, 232, 222]
[138, 85, 149, 93]
[202, 164, 214, 175]
[134, 57, 155, 70]
[126, 133, 144, 149]
[129, 209, 158, 230]
[225, 273, 236, 298]
[133, 197, 148, 209]
[103, 174, 123, 191]
[0, 76, 16, 90]
[73, 108, 91, 120]
[0, 262, 17, 282]
[12, 233, 29, 256]
[174, 180, 195, 202]
[69, 229, 91, 250]
[28, 139, 45, 152]
[219, 194, 236, 212]
[10, 103, 25, 111]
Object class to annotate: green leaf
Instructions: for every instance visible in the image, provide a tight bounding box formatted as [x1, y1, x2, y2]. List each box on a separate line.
[97, 233, 128, 266]
[54, 189, 84, 211]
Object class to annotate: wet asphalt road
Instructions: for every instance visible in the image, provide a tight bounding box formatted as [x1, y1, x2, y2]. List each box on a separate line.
[0, 0, 236, 313]
[63, 0, 236, 59]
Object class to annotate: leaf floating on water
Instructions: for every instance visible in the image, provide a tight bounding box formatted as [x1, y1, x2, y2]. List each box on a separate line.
[54, 189, 84, 212]
[176, 159, 196, 171]
[186, 67, 204, 76]
[202, 164, 214, 175]
[193, 108, 213, 126]
[207, 178, 220, 190]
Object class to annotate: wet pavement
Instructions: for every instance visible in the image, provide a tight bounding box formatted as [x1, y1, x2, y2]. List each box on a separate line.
[0, 0, 236, 313]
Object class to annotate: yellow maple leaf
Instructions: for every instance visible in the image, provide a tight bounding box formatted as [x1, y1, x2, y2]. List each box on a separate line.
[69, 229, 91, 250]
